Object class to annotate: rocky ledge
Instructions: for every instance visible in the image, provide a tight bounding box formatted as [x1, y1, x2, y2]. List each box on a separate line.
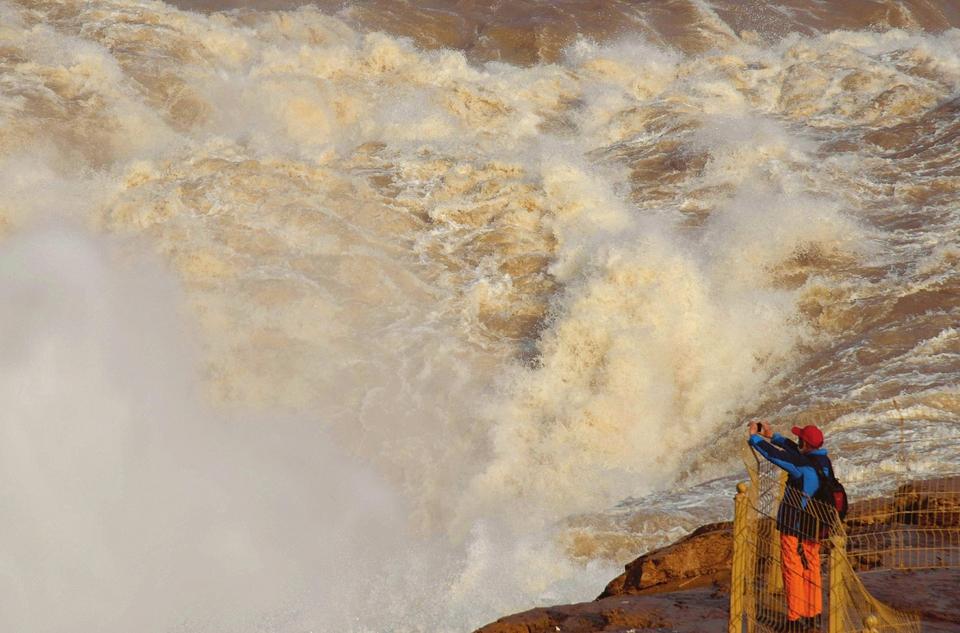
[475, 477, 960, 633]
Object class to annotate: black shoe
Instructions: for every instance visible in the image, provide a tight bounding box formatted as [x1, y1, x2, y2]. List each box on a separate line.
[800, 616, 823, 632]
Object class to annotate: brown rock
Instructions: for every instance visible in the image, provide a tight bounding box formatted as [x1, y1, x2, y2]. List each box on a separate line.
[840, 477, 960, 533]
[862, 568, 960, 628]
[894, 476, 960, 527]
[598, 522, 733, 599]
[473, 588, 728, 633]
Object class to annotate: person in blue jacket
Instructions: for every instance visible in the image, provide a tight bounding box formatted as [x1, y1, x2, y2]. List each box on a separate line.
[748, 421, 835, 631]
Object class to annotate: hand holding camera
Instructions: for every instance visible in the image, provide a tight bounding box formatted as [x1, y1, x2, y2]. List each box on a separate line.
[748, 420, 772, 438]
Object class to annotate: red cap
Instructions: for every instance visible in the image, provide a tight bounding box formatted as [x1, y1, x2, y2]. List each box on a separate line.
[791, 424, 824, 449]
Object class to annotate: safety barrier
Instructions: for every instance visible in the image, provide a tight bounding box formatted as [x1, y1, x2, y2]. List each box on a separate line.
[728, 442, 960, 633]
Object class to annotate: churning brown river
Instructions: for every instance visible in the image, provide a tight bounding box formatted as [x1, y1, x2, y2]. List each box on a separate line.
[1, 0, 959, 631]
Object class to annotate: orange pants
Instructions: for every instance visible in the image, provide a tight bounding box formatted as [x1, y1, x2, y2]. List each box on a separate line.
[780, 533, 822, 621]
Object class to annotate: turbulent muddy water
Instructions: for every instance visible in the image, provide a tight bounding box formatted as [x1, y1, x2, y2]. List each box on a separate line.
[2, 0, 960, 631]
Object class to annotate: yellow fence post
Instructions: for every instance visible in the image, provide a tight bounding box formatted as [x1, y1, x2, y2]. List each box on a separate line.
[744, 497, 757, 633]
[829, 532, 847, 633]
[729, 482, 749, 633]
[767, 524, 783, 594]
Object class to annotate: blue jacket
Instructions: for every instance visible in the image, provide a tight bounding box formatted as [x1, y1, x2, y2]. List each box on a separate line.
[749, 433, 832, 539]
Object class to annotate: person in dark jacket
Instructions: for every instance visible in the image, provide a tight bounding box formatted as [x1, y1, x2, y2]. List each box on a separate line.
[748, 421, 835, 631]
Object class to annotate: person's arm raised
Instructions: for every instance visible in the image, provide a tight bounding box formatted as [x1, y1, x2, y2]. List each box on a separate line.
[747, 422, 803, 478]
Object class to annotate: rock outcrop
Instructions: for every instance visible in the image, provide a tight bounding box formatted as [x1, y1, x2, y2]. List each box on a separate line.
[846, 476, 960, 528]
[893, 476, 960, 527]
[598, 521, 732, 598]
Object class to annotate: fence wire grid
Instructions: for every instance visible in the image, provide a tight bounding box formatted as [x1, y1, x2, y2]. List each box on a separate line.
[729, 442, 960, 633]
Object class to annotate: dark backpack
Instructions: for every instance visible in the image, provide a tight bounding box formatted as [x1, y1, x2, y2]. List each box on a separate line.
[810, 455, 849, 521]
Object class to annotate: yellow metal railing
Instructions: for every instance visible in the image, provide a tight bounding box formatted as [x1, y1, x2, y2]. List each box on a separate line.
[729, 445, 960, 633]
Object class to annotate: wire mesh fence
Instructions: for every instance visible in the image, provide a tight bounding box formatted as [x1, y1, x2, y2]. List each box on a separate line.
[729, 442, 960, 633]
[846, 476, 960, 573]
